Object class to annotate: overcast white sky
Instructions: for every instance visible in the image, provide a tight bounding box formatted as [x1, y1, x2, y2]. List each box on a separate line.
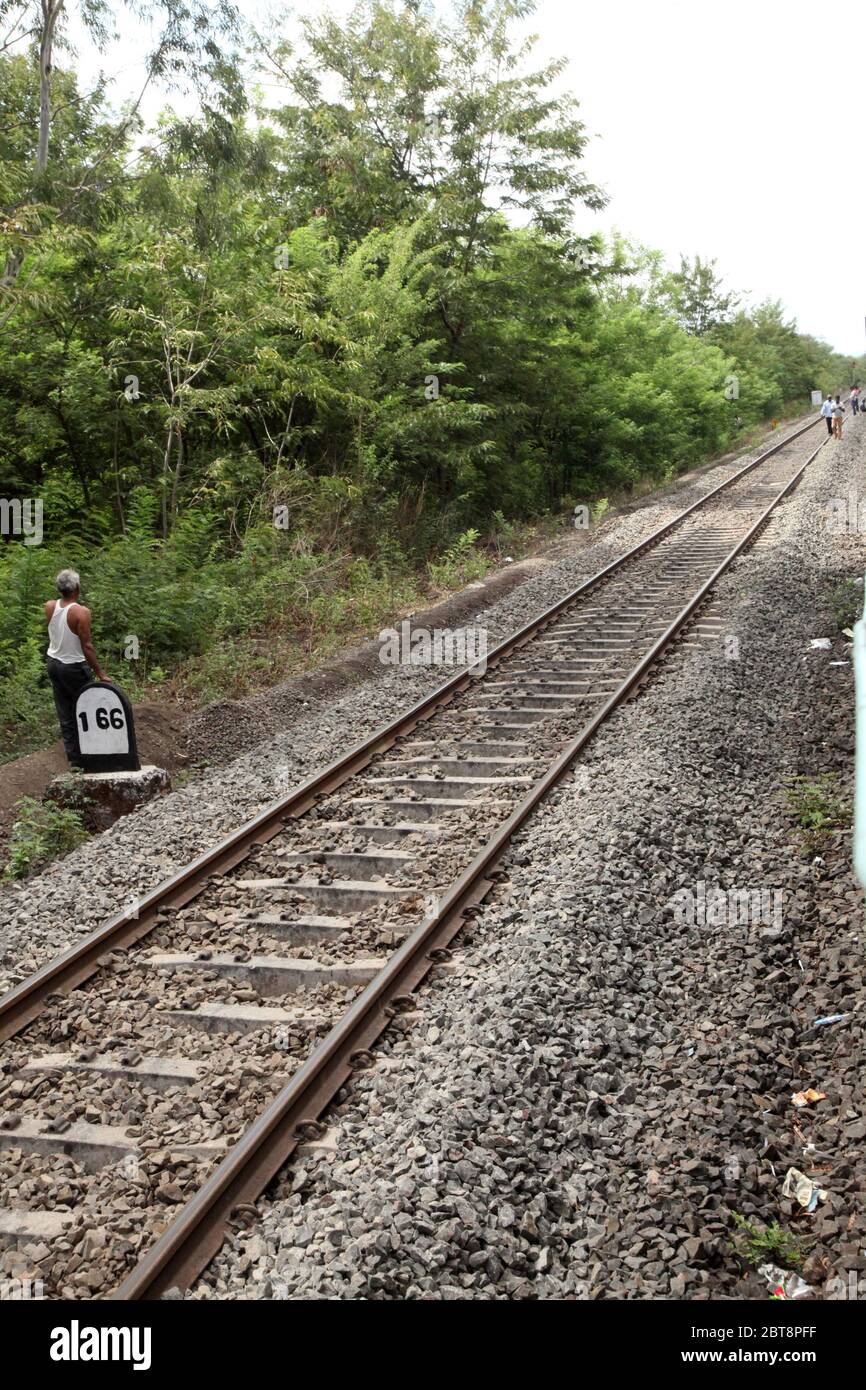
[537, 0, 865, 357]
[61, 0, 865, 355]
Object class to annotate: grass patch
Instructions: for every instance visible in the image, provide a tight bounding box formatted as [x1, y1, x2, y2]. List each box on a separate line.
[826, 578, 863, 633]
[2, 792, 90, 881]
[426, 528, 489, 592]
[729, 1212, 813, 1271]
[784, 774, 851, 854]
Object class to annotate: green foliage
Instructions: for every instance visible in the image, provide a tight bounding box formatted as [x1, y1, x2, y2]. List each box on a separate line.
[784, 775, 851, 853]
[0, 1, 863, 760]
[729, 1212, 813, 1271]
[0, 637, 55, 760]
[3, 793, 90, 880]
[488, 508, 521, 558]
[661, 255, 739, 337]
[827, 579, 863, 632]
[427, 529, 488, 590]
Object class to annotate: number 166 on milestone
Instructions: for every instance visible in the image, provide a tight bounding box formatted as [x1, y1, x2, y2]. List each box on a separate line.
[74, 681, 140, 773]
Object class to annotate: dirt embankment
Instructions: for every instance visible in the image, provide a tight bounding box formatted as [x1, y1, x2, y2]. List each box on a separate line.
[0, 704, 187, 846]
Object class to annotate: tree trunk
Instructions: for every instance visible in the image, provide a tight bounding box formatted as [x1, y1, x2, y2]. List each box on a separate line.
[112, 408, 126, 534]
[168, 422, 184, 524]
[37, 0, 64, 174]
[161, 423, 175, 539]
[2, 1, 64, 291]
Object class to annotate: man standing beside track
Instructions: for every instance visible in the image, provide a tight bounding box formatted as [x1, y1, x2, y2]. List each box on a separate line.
[44, 569, 110, 767]
[821, 394, 835, 435]
[832, 395, 845, 439]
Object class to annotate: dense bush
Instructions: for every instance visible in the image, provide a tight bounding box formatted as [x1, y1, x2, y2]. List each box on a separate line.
[2, 793, 89, 880]
[1, 2, 861, 760]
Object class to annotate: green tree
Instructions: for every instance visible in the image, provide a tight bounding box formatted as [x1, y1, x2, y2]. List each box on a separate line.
[0, 0, 243, 319]
[663, 254, 739, 337]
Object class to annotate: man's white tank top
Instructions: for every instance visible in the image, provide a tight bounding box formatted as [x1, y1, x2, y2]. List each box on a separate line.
[47, 601, 86, 663]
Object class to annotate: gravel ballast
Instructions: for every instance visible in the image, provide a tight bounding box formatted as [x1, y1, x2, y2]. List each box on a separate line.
[2, 414, 863, 1302]
[186, 419, 866, 1300]
[0, 418, 823, 991]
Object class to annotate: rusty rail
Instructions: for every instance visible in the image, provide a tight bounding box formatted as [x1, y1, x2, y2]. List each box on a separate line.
[0, 411, 822, 1044]
[109, 433, 823, 1299]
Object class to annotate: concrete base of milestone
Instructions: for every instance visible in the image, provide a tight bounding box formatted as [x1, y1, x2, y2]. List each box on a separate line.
[43, 765, 172, 832]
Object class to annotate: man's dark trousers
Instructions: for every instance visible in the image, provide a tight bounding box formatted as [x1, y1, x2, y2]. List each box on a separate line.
[46, 657, 92, 767]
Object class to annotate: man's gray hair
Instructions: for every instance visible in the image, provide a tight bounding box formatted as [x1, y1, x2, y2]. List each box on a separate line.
[55, 569, 81, 596]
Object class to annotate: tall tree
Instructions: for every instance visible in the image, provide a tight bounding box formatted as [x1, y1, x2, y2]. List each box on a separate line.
[260, 0, 605, 251]
[663, 254, 739, 337]
[0, 0, 242, 316]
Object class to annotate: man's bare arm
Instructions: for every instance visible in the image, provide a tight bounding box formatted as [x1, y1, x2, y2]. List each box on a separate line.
[70, 606, 108, 681]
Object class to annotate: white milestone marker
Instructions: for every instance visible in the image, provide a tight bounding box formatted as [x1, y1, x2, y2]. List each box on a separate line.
[74, 682, 140, 771]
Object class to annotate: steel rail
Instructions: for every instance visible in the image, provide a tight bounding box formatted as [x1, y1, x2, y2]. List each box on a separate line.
[0, 412, 823, 1044]
[110, 436, 823, 1299]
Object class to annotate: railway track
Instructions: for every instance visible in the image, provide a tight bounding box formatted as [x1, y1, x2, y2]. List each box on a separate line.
[0, 413, 829, 1300]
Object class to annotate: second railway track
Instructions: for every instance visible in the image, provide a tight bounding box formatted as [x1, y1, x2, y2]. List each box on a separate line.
[0, 412, 831, 1299]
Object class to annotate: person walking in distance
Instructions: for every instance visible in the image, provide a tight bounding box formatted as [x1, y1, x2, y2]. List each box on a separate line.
[45, 569, 109, 767]
[832, 394, 845, 439]
[821, 393, 835, 435]
[852, 385, 861, 416]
